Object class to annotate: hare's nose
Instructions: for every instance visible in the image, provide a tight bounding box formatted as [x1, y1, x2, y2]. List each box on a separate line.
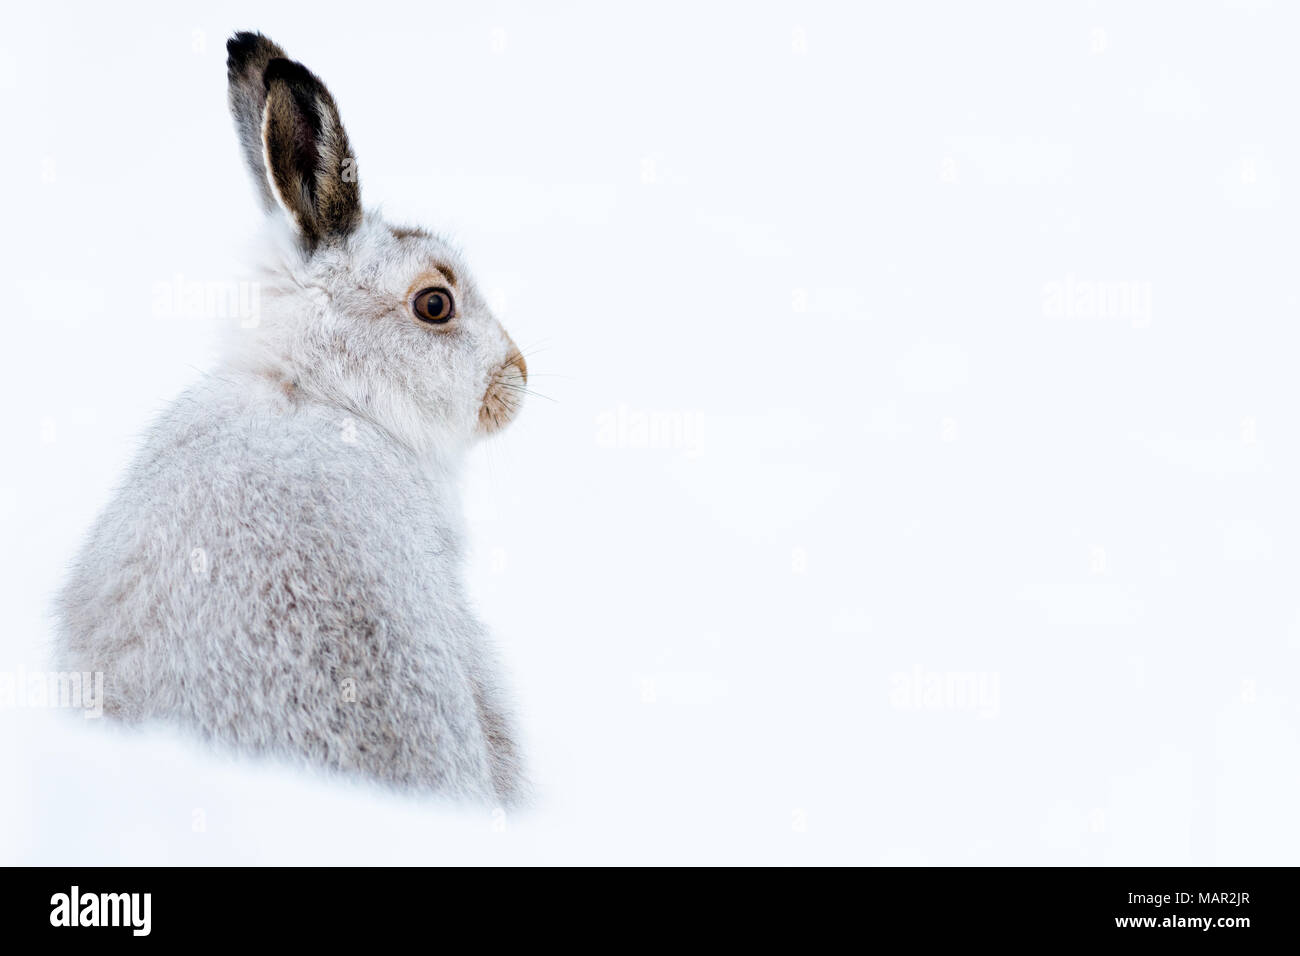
[505, 346, 527, 385]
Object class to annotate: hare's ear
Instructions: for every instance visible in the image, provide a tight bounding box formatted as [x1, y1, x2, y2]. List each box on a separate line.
[226, 34, 362, 248]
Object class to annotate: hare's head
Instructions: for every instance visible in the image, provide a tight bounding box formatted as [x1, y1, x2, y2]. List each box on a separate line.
[225, 32, 525, 454]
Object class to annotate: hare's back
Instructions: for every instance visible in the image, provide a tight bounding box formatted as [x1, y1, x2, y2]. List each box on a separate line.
[56, 381, 460, 719]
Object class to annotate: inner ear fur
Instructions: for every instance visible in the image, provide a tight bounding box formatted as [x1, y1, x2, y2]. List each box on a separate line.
[261, 57, 362, 247]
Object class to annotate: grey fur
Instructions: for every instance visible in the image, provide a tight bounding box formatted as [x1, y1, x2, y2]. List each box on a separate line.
[227, 32, 287, 216]
[54, 33, 528, 804]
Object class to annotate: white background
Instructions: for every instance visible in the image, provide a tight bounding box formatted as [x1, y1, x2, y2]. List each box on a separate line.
[2, 1, 1297, 864]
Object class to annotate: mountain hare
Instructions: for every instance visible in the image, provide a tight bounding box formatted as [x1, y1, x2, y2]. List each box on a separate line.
[55, 32, 528, 803]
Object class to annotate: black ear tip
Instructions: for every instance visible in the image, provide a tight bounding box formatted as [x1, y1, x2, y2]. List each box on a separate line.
[263, 56, 320, 93]
[226, 31, 278, 75]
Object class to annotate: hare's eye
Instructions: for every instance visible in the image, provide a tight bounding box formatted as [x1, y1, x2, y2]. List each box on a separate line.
[412, 287, 455, 324]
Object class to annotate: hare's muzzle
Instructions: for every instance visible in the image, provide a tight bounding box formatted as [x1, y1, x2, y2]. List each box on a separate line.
[477, 348, 527, 435]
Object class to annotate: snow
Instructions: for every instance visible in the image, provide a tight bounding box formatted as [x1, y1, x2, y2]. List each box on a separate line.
[3, 1, 1299, 864]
